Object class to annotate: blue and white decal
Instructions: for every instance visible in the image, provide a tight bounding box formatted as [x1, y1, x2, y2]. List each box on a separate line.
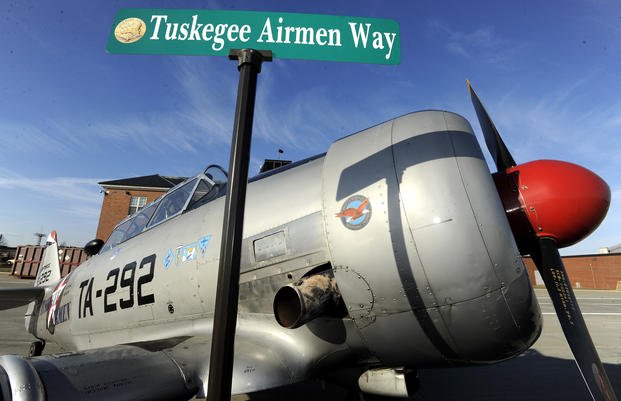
[182, 243, 197, 262]
[199, 235, 212, 257]
[163, 249, 174, 269]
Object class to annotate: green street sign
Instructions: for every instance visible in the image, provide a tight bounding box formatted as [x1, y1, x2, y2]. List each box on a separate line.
[107, 9, 400, 65]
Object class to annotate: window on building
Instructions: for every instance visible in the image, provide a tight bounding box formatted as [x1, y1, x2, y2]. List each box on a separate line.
[128, 196, 147, 215]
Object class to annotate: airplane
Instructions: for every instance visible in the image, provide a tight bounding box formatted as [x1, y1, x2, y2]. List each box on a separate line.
[0, 83, 616, 401]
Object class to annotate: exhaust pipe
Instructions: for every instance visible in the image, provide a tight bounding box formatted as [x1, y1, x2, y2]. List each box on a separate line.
[273, 271, 342, 329]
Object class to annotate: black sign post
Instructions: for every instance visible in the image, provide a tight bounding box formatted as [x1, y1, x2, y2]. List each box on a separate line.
[206, 48, 272, 401]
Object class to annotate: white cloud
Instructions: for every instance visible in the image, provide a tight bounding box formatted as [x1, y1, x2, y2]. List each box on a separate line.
[170, 57, 236, 143]
[0, 54, 402, 166]
[429, 21, 522, 68]
[0, 167, 105, 204]
[0, 57, 239, 159]
[252, 62, 406, 156]
[497, 92, 621, 165]
[0, 121, 74, 156]
[58, 205, 101, 220]
[0, 168, 105, 246]
[254, 85, 340, 153]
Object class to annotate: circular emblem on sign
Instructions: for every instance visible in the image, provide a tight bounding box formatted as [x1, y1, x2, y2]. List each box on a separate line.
[114, 17, 147, 44]
[336, 195, 372, 230]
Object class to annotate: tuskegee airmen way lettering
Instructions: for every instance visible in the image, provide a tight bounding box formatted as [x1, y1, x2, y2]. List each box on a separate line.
[108, 9, 401, 65]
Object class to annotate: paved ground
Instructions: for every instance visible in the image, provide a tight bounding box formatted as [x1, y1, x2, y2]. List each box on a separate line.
[1, 272, 619, 400]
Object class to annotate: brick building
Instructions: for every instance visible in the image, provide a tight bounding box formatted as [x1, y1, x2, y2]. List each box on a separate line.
[523, 253, 621, 290]
[96, 175, 186, 241]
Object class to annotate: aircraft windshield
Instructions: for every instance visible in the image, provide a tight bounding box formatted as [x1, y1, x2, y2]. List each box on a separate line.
[205, 165, 227, 185]
[147, 178, 199, 228]
[125, 202, 158, 237]
[99, 201, 159, 253]
[99, 218, 133, 254]
[187, 166, 228, 211]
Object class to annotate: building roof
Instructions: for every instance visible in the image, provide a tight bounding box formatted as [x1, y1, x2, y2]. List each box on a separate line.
[99, 175, 187, 190]
[260, 159, 292, 173]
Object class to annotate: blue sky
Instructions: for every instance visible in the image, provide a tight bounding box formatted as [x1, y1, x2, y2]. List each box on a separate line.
[1, 0, 620, 255]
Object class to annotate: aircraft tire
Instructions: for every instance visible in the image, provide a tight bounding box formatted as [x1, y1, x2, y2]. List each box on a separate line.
[28, 341, 45, 357]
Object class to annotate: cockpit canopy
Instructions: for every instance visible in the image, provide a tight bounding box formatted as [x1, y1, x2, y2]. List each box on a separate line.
[99, 165, 227, 254]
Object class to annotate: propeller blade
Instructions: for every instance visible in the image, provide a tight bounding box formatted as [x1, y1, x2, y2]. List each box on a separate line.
[531, 237, 618, 401]
[466, 80, 517, 171]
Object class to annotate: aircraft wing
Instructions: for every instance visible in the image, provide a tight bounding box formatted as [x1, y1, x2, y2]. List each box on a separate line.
[0, 287, 45, 310]
[167, 334, 297, 398]
[0, 330, 314, 401]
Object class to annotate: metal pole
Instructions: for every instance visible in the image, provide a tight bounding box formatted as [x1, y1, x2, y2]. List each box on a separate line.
[206, 48, 272, 401]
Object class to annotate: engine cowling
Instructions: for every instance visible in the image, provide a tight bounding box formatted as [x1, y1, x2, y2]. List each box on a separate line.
[321, 111, 542, 366]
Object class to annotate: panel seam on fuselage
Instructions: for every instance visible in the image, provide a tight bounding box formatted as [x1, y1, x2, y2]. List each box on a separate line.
[389, 116, 459, 361]
[443, 112, 521, 332]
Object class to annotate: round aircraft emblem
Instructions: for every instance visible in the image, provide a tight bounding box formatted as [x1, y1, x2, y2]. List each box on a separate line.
[114, 17, 147, 44]
[336, 195, 372, 230]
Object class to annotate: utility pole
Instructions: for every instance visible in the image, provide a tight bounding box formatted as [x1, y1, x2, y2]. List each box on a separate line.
[34, 233, 45, 246]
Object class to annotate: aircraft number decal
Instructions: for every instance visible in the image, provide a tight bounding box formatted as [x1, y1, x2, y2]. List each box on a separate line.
[78, 254, 156, 319]
[119, 261, 136, 309]
[137, 254, 156, 305]
[36, 265, 52, 286]
[104, 268, 119, 312]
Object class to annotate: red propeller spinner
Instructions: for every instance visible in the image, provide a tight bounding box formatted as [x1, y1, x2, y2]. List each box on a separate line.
[494, 160, 610, 250]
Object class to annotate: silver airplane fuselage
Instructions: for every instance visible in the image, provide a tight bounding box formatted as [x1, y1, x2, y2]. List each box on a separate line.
[26, 110, 542, 397]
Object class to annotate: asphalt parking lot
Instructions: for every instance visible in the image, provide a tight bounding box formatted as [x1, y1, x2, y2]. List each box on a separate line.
[0, 272, 619, 400]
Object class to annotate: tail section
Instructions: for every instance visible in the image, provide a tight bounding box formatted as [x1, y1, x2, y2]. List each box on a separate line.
[34, 231, 61, 288]
[0, 231, 55, 311]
